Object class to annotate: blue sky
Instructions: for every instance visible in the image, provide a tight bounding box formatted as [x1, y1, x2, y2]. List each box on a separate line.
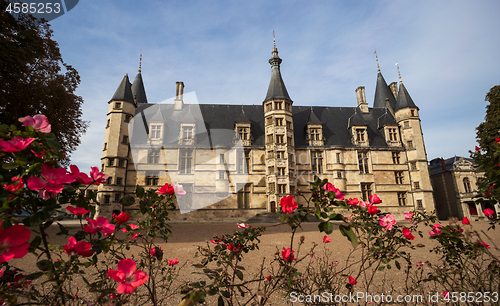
[46, 0, 500, 171]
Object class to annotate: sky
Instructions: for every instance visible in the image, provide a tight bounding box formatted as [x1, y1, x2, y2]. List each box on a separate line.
[43, 0, 500, 171]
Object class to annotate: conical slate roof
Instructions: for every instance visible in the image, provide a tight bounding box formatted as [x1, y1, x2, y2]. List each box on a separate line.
[395, 82, 418, 111]
[264, 46, 291, 102]
[132, 72, 148, 104]
[373, 72, 397, 109]
[306, 108, 321, 124]
[235, 106, 251, 123]
[111, 74, 134, 103]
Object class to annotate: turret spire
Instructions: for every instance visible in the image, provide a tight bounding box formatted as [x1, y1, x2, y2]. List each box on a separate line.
[264, 36, 290, 102]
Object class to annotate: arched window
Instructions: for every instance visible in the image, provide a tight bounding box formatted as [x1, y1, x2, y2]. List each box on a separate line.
[463, 177, 471, 193]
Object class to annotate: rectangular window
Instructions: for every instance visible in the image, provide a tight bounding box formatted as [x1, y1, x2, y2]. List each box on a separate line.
[106, 119, 110, 128]
[356, 129, 365, 142]
[101, 164, 105, 172]
[311, 151, 323, 173]
[116, 177, 123, 185]
[108, 158, 114, 166]
[337, 171, 342, 178]
[278, 184, 286, 194]
[218, 170, 225, 180]
[336, 153, 341, 163]
[150, 124, 162, 139]
[114, 193, 121, 203]
[118, 159, 125, 167]
[107, 177, 112, 185]
[275, 101, 283, 110]
[277, 151, 285, 159]
[104, 195, 110, 205]
[266, 103, 272, 112]
[267, 134, 273, 143]
[287, 137, 292, 145]
[237, 151, 249, 174]
[269, 183, 275, 193]
[238, 127, 249, 140]
[267, 150, 273, 159]
[180, 150, 193, 174]
[392, 152, 400, 164]
[388, 128, 398, 141]
[414, 182, 420, 190]
[361, 183, 372, 201]
[407, 141, 414, 149]
[276, 135, 284, 143]
[275, 118, 284, 126]
[310, 128, 321, 140]
[268, 166, 274, 175]
[278, 167, 286, 176]
[358, 152, 369, 173]
[148, 150, 160, 164]
[404, 121, 410, 128]
[220, 154, 225, 164]
[410, 162, 417, 170]
[125, 115, 131, 123]
[182, 126, 193, 140]
[114, 102, 121, 109]
[146, 173, 159, 186]
[103, 143, 107, 151]
[238, 184, 251, 209]
[265, 116, 272, 125]
[286, 121, 292, 130]
[395, 171, 404, 184]
[398, 192, 407, 206]
[122, 135, 128, 144]
[417, 199, 423, 209]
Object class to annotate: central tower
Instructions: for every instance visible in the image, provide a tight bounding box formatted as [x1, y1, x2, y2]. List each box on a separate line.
[263, 42, 297, 212]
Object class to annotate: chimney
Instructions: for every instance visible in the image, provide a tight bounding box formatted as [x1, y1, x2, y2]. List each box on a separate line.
[389, 82, 398, 99]
[174, 81, 184, 110]
[441, 157, 446, 171]
[355, 86, 369, 113]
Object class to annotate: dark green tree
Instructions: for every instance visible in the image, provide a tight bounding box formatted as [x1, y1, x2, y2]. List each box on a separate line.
[476, 85, 500, 154]
[0, 0, 88, 160]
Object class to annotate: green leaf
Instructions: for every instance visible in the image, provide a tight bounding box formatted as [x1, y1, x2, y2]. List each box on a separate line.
[329, 213, 344, 221]
[29, 235, 41, 251]
[120, 196, 135, 206]
[339, 224, 358, 248]
[378, 265, 385, 271]
[37, 259, 53, 271]
[235, 269, 244, 281]
[46, 139, 61, 150]
[218, 296, 225, 306]
[2, 162, 18, 170]
[136, 185, 145, 198]
[395, 260, 401, 270]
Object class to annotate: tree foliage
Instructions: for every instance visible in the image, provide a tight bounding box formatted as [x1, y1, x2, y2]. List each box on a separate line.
[476, 85, 500, 154]
[0, 0, 88, 161]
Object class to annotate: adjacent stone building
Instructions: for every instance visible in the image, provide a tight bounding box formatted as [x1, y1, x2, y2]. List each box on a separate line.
[429, 156, 497, 220]
[97, 45, 435, 221]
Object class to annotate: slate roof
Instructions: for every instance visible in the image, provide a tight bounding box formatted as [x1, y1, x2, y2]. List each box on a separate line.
[395, 82, 418, 111]
[132, 72, 148, 104]
[111, 74, 134, 103]
[264, 46, 291, 102]
[131, 103, 399, 149]
[428, 156, 475, 176]
[373, 72, 397, 109]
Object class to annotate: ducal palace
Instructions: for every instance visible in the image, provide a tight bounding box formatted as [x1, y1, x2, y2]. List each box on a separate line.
[97, 44, 435, 221]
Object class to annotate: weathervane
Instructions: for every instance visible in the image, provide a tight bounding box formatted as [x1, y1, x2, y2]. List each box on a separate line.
[138, 50, 142, 73]
[374, 50, 380, 72]
[395, 62, 402, 83]
[273, 30, 276, 48]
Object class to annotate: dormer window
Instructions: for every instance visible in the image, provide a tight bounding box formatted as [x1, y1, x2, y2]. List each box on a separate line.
[234, 123, 252, 146]
[149, 123, 163, 145]
[307, 124, 324, 146]
[384, 126, 401, 147]
[352, 127, 368, 146]
[179, 123, 196, 145]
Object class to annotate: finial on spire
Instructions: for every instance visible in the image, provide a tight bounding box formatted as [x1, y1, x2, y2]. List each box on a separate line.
[374, 50, 380, 72]
[272, 30, 276, 48]
[395, 62, 402, 83]
[138, 50, 142, 73]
